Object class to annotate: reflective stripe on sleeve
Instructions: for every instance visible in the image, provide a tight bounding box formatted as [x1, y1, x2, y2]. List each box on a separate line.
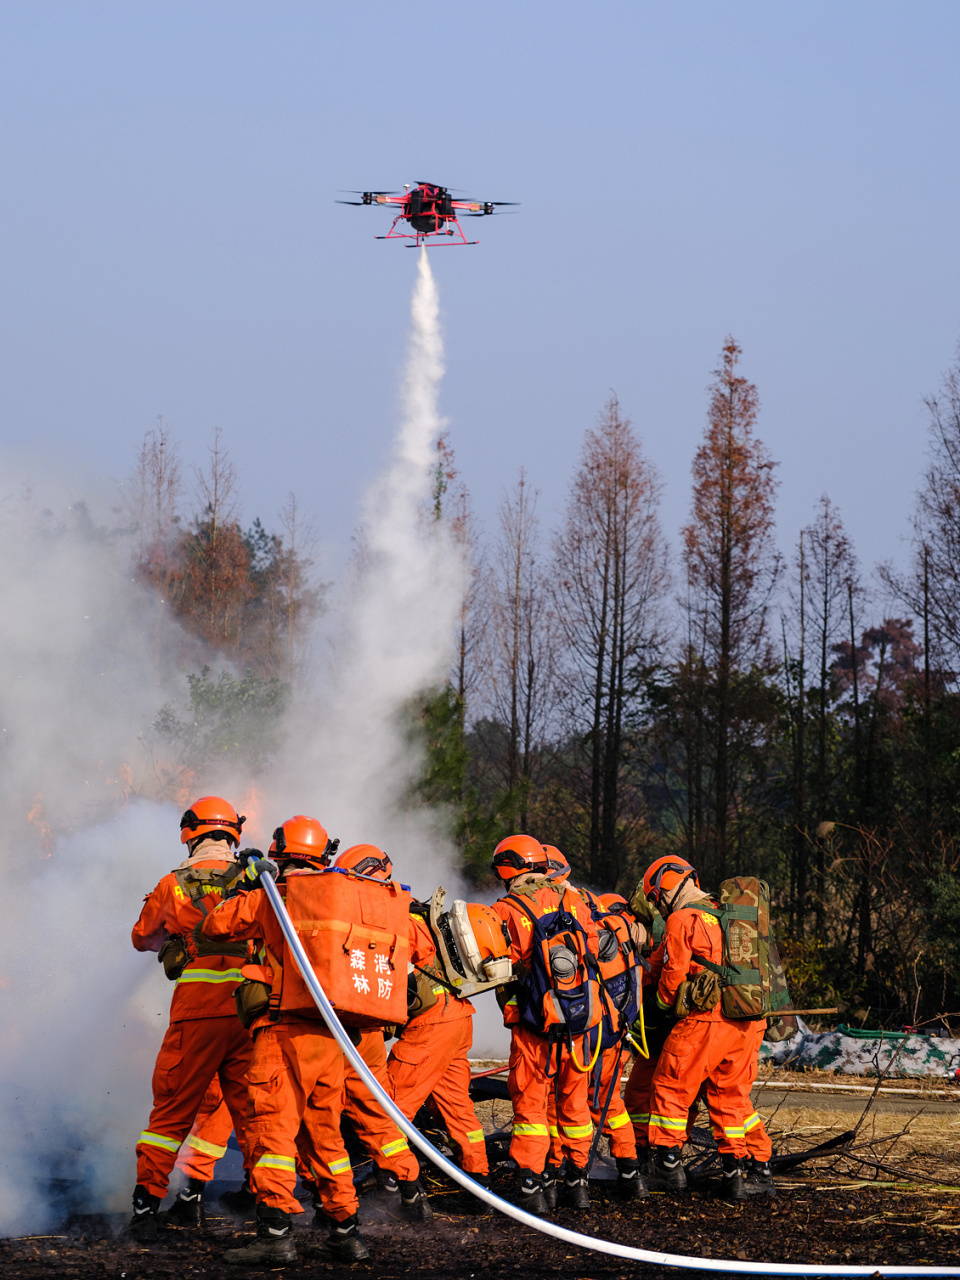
[177, 968, 245, 985]
[255, 1153, 297, 1171]
[380, 1137, 409, 1158]
[138, 1130, 181, 1153]
[185, 1134, 227, 1158]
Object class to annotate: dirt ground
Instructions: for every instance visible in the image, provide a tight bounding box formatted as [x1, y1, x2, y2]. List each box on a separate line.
[3, 1173, 959, 1280]
[5, 1064, 959, 1278]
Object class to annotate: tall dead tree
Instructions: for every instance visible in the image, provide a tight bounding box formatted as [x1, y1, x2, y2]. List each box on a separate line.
[481, 470, 553, 827]
[553, 396, 669, 886]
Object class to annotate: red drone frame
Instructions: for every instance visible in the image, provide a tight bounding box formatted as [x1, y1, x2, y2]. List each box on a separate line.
[337, 181, 517, 246]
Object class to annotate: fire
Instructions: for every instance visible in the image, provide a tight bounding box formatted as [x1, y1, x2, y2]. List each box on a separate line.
[26, 793, 54, 855]
[236, 785, 264, 847]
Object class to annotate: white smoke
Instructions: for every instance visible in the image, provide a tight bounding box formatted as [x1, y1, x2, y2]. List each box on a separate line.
[0, 249, 505, 1234]
[268, 248, 466, 899]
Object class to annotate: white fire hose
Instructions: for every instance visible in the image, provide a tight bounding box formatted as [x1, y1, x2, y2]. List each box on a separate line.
[260, 869, 954, 1277]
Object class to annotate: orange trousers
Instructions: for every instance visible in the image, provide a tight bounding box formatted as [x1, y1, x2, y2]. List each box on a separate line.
[136, 1015, 253, 1200]
[508, 1026, 592, 1174]
[387, 1016, 489, 1175]
[624, 1019, 772, 1160]
[648, 1015, 757, 1158]
[547, 1043, 635, 1164]
[248, 1023, 420, 1220]
[174, 1079, 233, 1182]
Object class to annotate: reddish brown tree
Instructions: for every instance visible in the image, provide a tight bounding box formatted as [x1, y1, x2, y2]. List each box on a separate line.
[682, 337, 779, 881]
[553, 395, 670, 886]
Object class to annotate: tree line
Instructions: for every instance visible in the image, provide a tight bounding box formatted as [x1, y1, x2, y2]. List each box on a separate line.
[128, 338, 960, 1027]
[422, 337, 960, 1029]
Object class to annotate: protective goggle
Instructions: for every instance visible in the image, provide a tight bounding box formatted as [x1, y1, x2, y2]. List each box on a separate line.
[273, 826, 340, 865]
[180, 809, 245, 834]
[348, 852, 392, 878]
[648, 861, 696, 905]
[491, 847, 548, 873]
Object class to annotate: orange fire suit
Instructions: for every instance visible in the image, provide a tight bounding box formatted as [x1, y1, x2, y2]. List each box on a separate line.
[201, 878, 427, 1219]
[548, 1039, 636, 1165]
[386, 915, 489, 1175]
[493, 881, 600, 1174]
[132, 843, 253, 1200]
[645, 903, 761, 1159]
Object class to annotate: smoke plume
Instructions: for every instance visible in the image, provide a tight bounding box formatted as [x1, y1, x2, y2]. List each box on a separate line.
[0, 248, 502, 1233]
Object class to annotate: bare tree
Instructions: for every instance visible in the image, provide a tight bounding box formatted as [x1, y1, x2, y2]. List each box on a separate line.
[133, 416, 182, 558]
[552, 395, 670, 885]
[793, 495, 862, 930]
[479, 470, 555, 827]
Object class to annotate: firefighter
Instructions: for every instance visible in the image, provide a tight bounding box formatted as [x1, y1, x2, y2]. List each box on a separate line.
[126, 796, 254, 1241]
[540, 860, 644, 1204]
[639, 856, 765, 1202]
[491, 835, 600, 1214]
[200, 821, 433, 1266]
[385, 896, 497, 1211]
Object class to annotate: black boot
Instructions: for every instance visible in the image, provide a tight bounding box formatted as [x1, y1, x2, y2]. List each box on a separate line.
[165, 1177, 205, 1228]
[123, 1185, 161, 1242]
[744, 1156, 777, 1199]
[614, 1156, 648, 1200]
[645, 1146, 687, 1192]
[222, 1204, 296, 1266]
[540, 1163, 560, 1211]
[559, 1162, 591, 1210]
[719, 1153, 748, 1203]
[516, 1168, 547, 1214]
[376, 1166, 399, 1196]
[460, 1172, 492, 1216]
[323, 1213, 370, 1262]
[219, 1175, 256, 1217]
[398, 1177, 434, 1224]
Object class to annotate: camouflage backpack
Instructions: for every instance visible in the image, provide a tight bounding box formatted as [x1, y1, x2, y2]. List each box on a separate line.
[691, 876, 786, 1022]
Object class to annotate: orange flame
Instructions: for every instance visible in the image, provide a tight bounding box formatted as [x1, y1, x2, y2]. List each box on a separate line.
[236, 785, 264, 847]
[26, 793, 54, 856]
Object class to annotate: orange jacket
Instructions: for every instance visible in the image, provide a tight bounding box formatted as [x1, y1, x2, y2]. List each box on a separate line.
[650, 901, 724, 1022]
[201, 872, 433, 1032]
[132, 844, 248, 1021]
[405, 913, 474, 1026]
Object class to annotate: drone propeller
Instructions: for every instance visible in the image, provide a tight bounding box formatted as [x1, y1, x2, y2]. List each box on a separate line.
[338, 189, 399, 196]
[335, 200, 367, 206]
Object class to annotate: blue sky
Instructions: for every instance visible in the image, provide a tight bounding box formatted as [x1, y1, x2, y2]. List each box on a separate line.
[1, 2, 958, 591]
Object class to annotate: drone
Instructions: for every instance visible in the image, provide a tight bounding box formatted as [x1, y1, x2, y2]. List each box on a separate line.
[337, 181, 517, 246]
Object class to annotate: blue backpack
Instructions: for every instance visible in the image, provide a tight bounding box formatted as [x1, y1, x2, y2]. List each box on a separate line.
[505, 886, 602, 1046]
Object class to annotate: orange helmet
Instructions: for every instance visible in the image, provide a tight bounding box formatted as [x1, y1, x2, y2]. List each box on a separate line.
[269, 815, 336, 867]
[336, 843, 393, 880]
[465, 903, 511, 969]
[542, 845, 571, 882]
[491, 834, 548, 882]
[597, 891, 630, 916]
[179, 796, 245, 847]
[642, 856, 699, 912]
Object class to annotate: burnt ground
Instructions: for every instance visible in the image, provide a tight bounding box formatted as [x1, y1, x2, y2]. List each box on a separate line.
[3, 1167, 959, 1280]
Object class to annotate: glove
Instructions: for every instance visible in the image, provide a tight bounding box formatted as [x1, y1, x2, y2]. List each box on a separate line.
[674, 969, 722, 1018]
[237, 849, 279, 889]
[158, 935, 189, 981]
